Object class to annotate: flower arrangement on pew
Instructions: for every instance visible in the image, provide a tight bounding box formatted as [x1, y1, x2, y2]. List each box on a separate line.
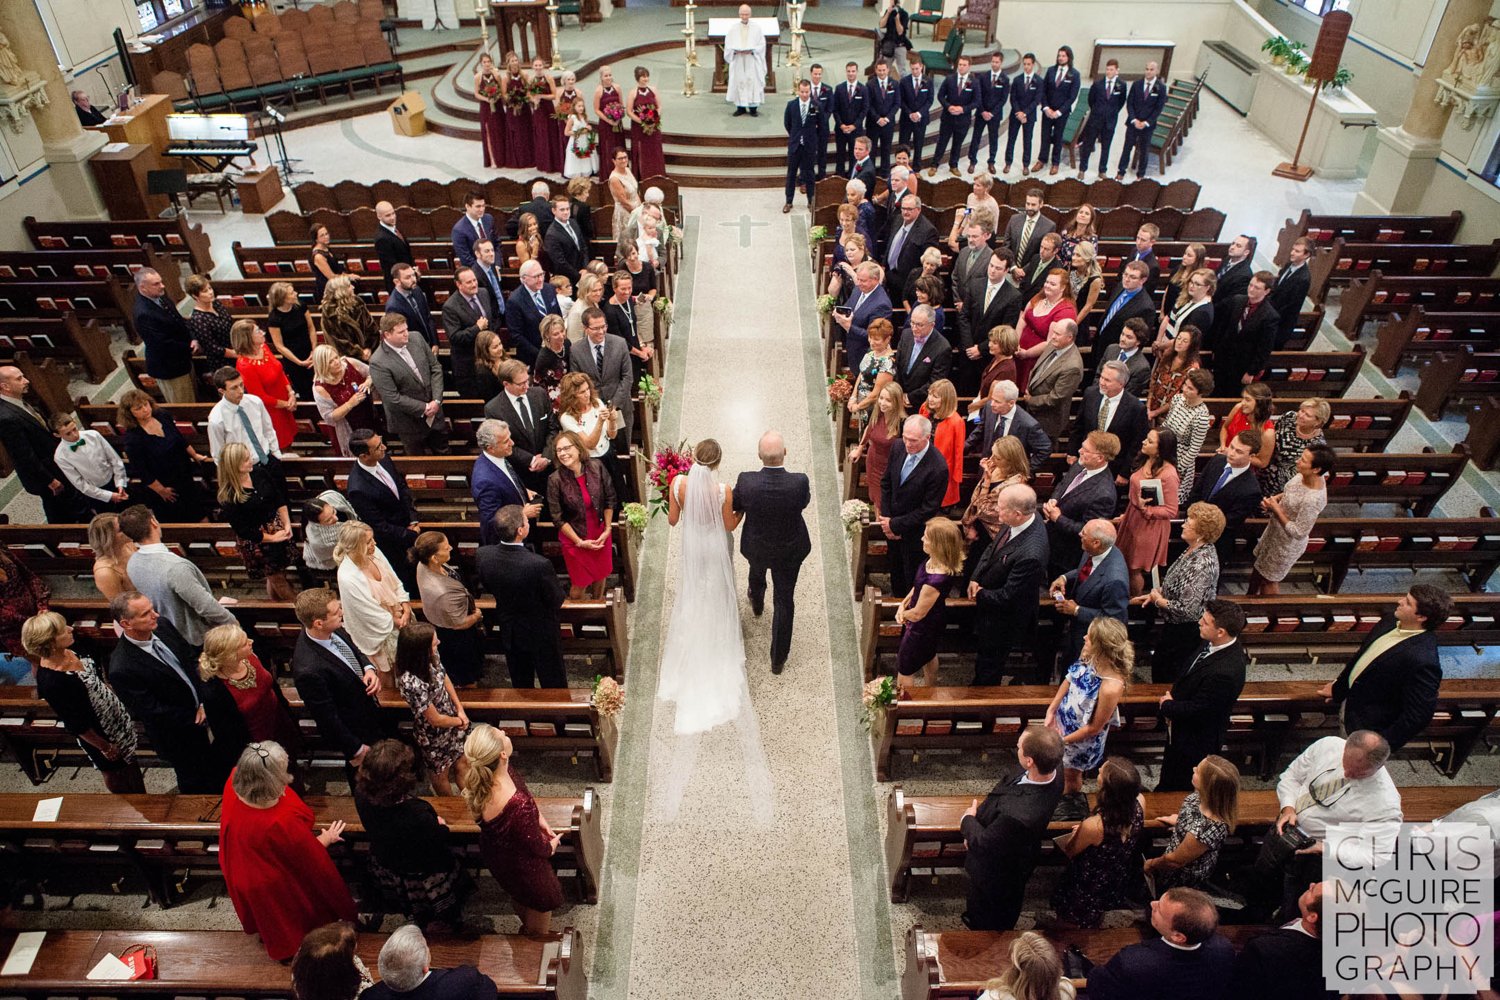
[638, 373, 662, 414]
[808, 224, 829, 249]
[860, 675, 896, 731]
[817, 294, 837, 317]
[653, 296, 674, 328]
[621, 502, 648, 537]
[647, 441, 694, 518]
[827, 374, 853, 416]
[841, 499, 870, 539]
[592, 674, 625, 721]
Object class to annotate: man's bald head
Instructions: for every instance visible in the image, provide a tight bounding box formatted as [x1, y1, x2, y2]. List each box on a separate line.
[375, 201, 396, 226]
[758, 431, 786, 466]
[0, 366, 23, 397]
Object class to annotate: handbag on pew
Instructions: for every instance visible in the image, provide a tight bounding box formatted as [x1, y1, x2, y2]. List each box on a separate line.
[118, 944, 157, 980]
[1061, 944, 1094, 980]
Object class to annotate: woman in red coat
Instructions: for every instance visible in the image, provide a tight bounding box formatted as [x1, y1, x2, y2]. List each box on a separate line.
[918, 379, 966, 508]
[231, 319, 298, 450]
[218, 741, 355, 961]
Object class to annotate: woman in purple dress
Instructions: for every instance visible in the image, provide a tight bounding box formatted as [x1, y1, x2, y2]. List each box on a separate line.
[627, 66, 666, 179]
[894, 518, 964, 691]
[528, 58, 561, 175]
[501, 51, 533, 169]
[474, 53, 506, 169]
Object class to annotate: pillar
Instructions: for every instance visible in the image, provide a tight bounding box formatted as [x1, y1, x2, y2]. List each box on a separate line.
[0, 0, 107, 219]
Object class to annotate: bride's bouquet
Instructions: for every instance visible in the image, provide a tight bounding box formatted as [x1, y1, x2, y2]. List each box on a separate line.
[647, 440, 694, 519]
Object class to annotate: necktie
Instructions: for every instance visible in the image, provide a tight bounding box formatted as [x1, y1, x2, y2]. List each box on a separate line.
[370, 462, 399, 497]
[801, 102, 808, 123]
[594, 343, 605, 372]
[1062, 467, 1088, 498]
[984, 283, 998, 312]
[1025, 74, 1032, 89]
[1184, 645, 1210, 676]
[1097, 393, 1113, 431]
[900, 450, 919, 483]
[500, 458, 523, 493]
[532, 290, 546, 312]
[1209, 464, 1233, 498]
[328, 633, 364, 677]
[563, 223, 579, 246]
[907, 341, 923, 373]
[467, 294, 485, 320]
[1295, 770, 1349, 813]
[1102, 289, 1130, 328]
[1078, 558, 1094, 585]
[236, 407, 267, 464]
[890, 225, 910, 265]
[853, 290, 867, 314]
[1017, 216, 1036, 260]
[472, 217, 484, 237]
[514, 393, 533, 435]
[958, 74, 966, 91]
[990, 525, 1011, 550]
[400, 348, 423, 381]
[1034, 350, 1055, 380]
[999, 414, 1010, 440]
[151, 638, 200, 706]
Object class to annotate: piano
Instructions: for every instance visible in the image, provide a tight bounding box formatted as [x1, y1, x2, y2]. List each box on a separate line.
[165, 113, 258, 172]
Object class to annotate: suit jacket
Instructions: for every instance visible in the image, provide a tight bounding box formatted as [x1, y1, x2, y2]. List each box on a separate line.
[811, 80, 833, 134]
[472, 453, 530, 546]
[374, 225, 415, 287]
[451, 213, 497, 270]
[977, 67, 1010, 117]
[965, 404, 1052, 474]
[369, 334, 446, 440]
[439, 289, 495, 398]
[569, 334, 634, 438]
[1009, 72, 1042, 119]
[1023, 343, 1083, 441]
[542, 218, 587, 286]
[1210, 259, 1253, 331]
[843, 283, 894, 369]
[958, 277, 1020, 352]
[364, 966, 499, 1000]
[1162, 639, 1248, 762]
[1124, 77, 1169, 126]
[134, 294, 194, 379]
[1061, 545, 1129, 661]
[1271, 262, 1311, 348]
[937, 71, 978, 121]
[1099, 345, 1151, 396]
[506, 197, 554, 239]
[505, 284, 563, 366]
[851, 156, 878, 194]
[1077, 385, 1149, 478]
[1092, 285, 1157, 356]
[475, 541, 564, 650]
[387, 285, 435, 343]
[959, 765, 1063, 902]
[1016, 252, 1065, 304]
[883, 215, 940, 298]
[1002, 212, 1056, 270]
[346, 458, 420, 556]
[1039, 64, 1080, 113]
[1130, 248, 1162, 292]
[1087, 935, 1235, 1000]
[733, 466, 812, 568]
[892, 330, 953, 403]
[290, 627, 385, 759]
[484, 387, 555, 485]
[473, 262, 508, 323]
[898, 72, 934, 126]
[1086, 76, 1128, 127]
[0, 397, 68, 498]
[1185, 457, 1262, 563]
[1046, 465, 1119, 574]
[833, 80, 867, 129]
[970, 516, 1049, 641]
[1213, 297, 1279, 387]
[865, 74, 899, 128]
[950, 245, 993, 307]
[784, 96, 823, 154]
[1330, 614, 1442, 751]
[1228, 927, 1334, 1000]
[880, 445, 949, 540]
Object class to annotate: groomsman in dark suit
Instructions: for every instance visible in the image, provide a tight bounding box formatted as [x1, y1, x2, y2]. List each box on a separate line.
[1185, 430, 1263, 565]
[1034, 45, 1080, 175]
[833, 61, 868, 178]
[1076, 59, 1127, 179]
[865, 59, 900, 172]
[968, 483, 1050, 684]
[1212, 272, 1280, 391]
[880, 415, 950, 598]
[1272, 236, 1314, 348]
[291, 588, 390, 772]
[542, 196, 587, 286]
[808, 63, 834, 179]
[960, 726, 1064, 929]
[1076, 360, 1150, 479]
[1320, 585, 1452, 752]
[1209, 233, 1255, 342]
[450, 191, 497, 270]
[893, 305, 951, 407]
[1041, 431, 1121, 576]
[374, 201, 415, 290]
[968, 50, 1009, 174]
[1004, 53, 1041, 174]
[783, 78, 822, 213]
[345, 430, 420, 581]
[1116, 60, 1167, 180]
[387, 263, 436, 343]
[966, 379, 1051, 474]
[898, 56, 935, 168]
[733, 431, 812, 672]
[1157, 599, 1248, 789]
[475, 506, 567, 688]
[929, 55, 977, 177]
[483, 360, 555, 494]
[472, 239, 509, 324]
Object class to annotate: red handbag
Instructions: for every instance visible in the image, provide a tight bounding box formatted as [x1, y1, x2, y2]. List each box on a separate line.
[118, 945, 157, 980]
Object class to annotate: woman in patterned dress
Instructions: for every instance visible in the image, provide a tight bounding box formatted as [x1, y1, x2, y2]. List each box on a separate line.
[474, 52, 506, 169]
[1159, 368, 1214, 503]
[627, 66, 666, 179]
[595, 65, 629, 177]
[1132, 502, 1224, 683]
[395, 622, 470, 796]
[848, 317, 897, 432]
[186, 274, 236, 373]
[961, 436, 1028, 578]
[1145, 755, 1240, 891]
[1249, 443, 1334, 596]
[1052, 757, 1146, 927]
[1056, 202, 1099, 266]
[1257, 398, 1330, 496]
[1145, 323, 1202, 421]
[500, 51, 533, 169]
[1045, 617, 1132, 820]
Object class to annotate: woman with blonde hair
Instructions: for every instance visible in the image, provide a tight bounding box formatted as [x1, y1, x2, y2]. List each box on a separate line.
[903, 245, 945, 311]
[394, 622, 470, 796]
[88, 512, 136, 599]
[1068, 241, 1104, 327]
[894, 517, 964, 691]
[1132, 503, 1224, 683]
[334, 520, 411, 675]
[961, 435, 1028, 572]
[1145, 754, 1241, 890]
[979, 931, 1075, 1000]
[318, 275, 377, 361]
[1155, 264, 1214, 350]
[1045, 616, 1132, 819]
[531, 314, 571, 406]
[462, 724, 563, 934]
[266, 280, 314, 399]
[217, 441, 296, 600]
[200, 622, 299, 750]
[310, 344, 375, 457]
[1161, 242, 1208, 316]
[557, 371, 620, 500]
[919, 379, 965, 507]
[970, 326, 1020, 410]
[565, 273, 605, 343]
[232, 319, 298, 450]
[850, 381, 907, 518]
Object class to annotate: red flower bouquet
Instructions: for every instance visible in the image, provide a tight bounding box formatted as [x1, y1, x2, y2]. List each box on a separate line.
[637, 105, 661, 136]
[648, 441, 694, 518]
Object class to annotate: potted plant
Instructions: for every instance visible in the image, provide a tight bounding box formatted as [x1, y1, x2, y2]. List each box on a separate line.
[1261, 35, 1293, 66]
[1285, 41, 1309, 76]
[1309, 65, 1354, 92]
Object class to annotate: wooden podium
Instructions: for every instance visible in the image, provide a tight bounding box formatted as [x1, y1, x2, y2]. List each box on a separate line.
[87, 94, 173, 175]
[90, 143, 169, 220]
[709, 17, 778, 95]
[491, 0, 552, 66]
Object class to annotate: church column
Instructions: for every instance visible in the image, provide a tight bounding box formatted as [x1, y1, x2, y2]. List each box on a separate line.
[0, 1, 107, 218]
[1355, 0, 1493, 215]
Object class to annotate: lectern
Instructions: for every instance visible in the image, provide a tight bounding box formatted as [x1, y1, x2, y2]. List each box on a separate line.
[491, 0, 553, 66]
[709, 17, 779, 95]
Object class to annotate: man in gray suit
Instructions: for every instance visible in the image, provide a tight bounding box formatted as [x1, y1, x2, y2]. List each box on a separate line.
[1020, 319, 1083, 443]
[369, 313, 449, 455]
[949, 216, 994, 309]
[118, 504, 236, 646]
[569, 306, 633, 463]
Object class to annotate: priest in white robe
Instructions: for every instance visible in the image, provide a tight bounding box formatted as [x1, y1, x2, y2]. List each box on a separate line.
[726, 4, 768, 116]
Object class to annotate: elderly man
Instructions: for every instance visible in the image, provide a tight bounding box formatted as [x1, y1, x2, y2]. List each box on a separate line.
[450, 191, 497, 270]
[833, 261, 892, 371]
[1087, 887, 1234, 1000]
[506, 180, 555, 239]
[968, 483, 1050, 685]
[0, 365, 86, 522]
[880, 415, 949, 598]
[365, 924, 498, 1000]
[369, 313, 448, 455]
[1042, 430, 1120, 576]
[725, 4, 768, 116]
[132, 268, 196, 403]
[893, 304, 951, 407]
[72, 89, 107, 126]
[472, 419, 541, 546]
[1021, 319, 1083, 443]
[505, 260, 562, 365]
[374, 200, 415, 288]
[966, 379, 1050, 473]
[884, 193, 938, 298]
[1077, 359, 1149, 480]
[1050, 518, 1129, 667]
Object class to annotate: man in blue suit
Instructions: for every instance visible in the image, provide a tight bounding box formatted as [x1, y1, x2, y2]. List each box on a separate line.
[1117, 61, 1168, 180]
[1004, 53, 1040, 174]
[1034, 45, 1080, 175]
[808, 63, 835, 179]
[505, 260, 563, 365]
[898, 56, 934, 169]
[1076, 58, 1128, 179]
[450, 191, 497, 270]
[832, 261, 892, 371]
[384, 263, 434, 342]
[866, 59, 900, 173]
[833, 60, 867, 178]
[1050, 518, 1130, 667]
[967, 50, 1009, 175]
[928, 55, 977, 178]
[472, 418, 541, 545]
[783, 78, 822, 214]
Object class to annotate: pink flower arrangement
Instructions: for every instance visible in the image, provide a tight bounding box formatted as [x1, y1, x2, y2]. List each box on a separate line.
[592, 675, 625, 719]
[601, 104, 625, 133]
[648, 440, 694, 518]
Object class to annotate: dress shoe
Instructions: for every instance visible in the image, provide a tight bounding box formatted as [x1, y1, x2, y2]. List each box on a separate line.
[1021, 165, 1030, 176]
[949, 166, 961, 177]
[1076, 169, 1086, 179]
[1115, 171, 1125, 181]
[967, 161, 978, 173]
[1053, 792, 1090, 821]
[733, 107, 747, 117]
[987, 162, 997, 175]
[781, 204, 792, 214]
[771, 660, 785, 674]
[749, 108, 758, 117]
[1029, 160, 1043, 173]
[1002, 162, 1011, 174]
[1048, 165, 1058, 176]
[926, 166, 937, 177]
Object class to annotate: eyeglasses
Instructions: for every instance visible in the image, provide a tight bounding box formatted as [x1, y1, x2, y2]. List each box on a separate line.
[250, 742, 272, 761]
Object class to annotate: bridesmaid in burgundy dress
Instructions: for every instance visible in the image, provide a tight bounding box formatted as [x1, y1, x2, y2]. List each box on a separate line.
[474, 53, 506, 169]
[501, 51, 533, 170]
[528, 58, 562, 176]
[627, 66, 666, 180]
[462, 725, 563, 935]
[593, 64, 628, 177]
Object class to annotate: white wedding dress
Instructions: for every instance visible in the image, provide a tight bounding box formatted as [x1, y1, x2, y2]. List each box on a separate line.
[653, 463, 773, 823]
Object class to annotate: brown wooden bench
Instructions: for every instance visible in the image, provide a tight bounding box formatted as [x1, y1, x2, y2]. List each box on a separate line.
[1414, 348, 1500, 422]
[1305, 237, 1500, 305]
[1335, 273, 1500, 338]
[1371, 306, 1500, 378]
[24, 215, 214, 276]
[0, 245, 182, 299]
[0, 314, 118, 384]
[0, 277, 139, 340]
[1275, 208, 1464, 264]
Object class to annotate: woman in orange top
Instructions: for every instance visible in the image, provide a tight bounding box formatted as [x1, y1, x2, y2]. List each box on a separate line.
[231, 319, 298, 450]
[918, 379, 966, 508]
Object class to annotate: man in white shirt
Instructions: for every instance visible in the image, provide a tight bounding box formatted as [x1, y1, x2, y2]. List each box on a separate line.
[725, 4, 767, 116]
[207, 367, 283, 464]
[50, 413, 131, 515]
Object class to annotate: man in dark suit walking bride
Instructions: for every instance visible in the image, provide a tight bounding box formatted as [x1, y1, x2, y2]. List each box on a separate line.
[733, 431, 812, 673]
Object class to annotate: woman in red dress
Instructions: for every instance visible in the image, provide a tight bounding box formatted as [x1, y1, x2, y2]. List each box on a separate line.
[849, 382, 907, 519]
[232, 319, 298, 450]
[462, 724, 563, 935]
[627, 66, 666, 180]
[198, 623, 300, 751]
[501, 51, 533, 169]
[528, 57, 562, 175]
[1014, 269, 1077, 393]
[474, 53, 506, 169]
[218, 741, 356, 961]
[593, 64, 628, 177]
[546, 431, 617, 599]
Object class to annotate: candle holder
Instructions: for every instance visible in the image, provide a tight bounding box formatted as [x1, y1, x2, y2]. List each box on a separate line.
[682, 0, 698, 96]
[787, 1, 806, 83]
[475, 0, 491, 53]
[545, 1, 562, 70]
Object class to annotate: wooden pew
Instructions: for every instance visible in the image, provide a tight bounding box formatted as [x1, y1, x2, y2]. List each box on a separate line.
[1415, 348, 1500, 421]
[1304, 237, 1500, 305]
[1334, 273, 1500, 338]
[886, 785, 1492, 902]
[24, 215, 214, 276]
[1370, 306, 1500, 377]
[1276, 208, 1464, 265]
[0, 314, 117, 384]
[0, 245, 183, 299]
[0, 927, 585, 999]
[0, 277, 139, 340]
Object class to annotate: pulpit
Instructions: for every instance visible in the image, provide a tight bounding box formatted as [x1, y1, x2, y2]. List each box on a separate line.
[709, 17, 779, 95]
[491, 0, 552, 66]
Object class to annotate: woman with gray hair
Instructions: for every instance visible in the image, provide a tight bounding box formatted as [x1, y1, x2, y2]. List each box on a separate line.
[364, 924, 499, 999]
[218, 741, 356, 961]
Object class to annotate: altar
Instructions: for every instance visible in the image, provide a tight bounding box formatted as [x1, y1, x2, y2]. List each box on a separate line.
[490, 0, 552, 66]
[708, 17, 779, 95]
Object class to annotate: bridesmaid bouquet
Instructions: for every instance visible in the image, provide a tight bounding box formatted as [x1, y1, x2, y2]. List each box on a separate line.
[647, 441, 694, 518]
[478, 74, 502, 112]
[637, 105, 661, 136]
[601, 104, 625, 133]
[504, 81, 528, 114]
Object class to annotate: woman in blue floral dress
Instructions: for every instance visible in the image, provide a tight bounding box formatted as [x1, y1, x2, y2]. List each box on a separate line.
[1052, 756, 1145, 927]
[1044, 616, 1132, 820]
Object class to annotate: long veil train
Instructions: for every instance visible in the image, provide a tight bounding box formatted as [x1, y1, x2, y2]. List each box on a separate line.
[653, 462, 774, 825]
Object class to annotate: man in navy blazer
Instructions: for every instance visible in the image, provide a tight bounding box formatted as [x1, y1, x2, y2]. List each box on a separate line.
[1117, 61, 1168, 180]
[968, 483, 1050, 685]
[1035, 45, 1080, 174]
[450, 191, 497, 270]
[929, 55, 977, 177]
[893, 306, 951, 406]
[385, 263, 435, 343]
[1087, 888, 1235, 1000]
[1004, 53, 1041, 174]
[1076, 361, 1150, 479]
[364, 925, 498, 1000]
[132, 268, 196, 403]
[898, 56, 935, 168]
[506, 260, 563, 365]
[850, 136, 879, 195]
[473, 419, 541, 545]
[808, 63, 835, 179]
[733, 431, 813, 672]
[1051, 520, 1129, 665]
[1077, 59, 1128, 179]
[833, 261, 892, 371]
[965, 379, 1051, 474]
[783, 78, 822, 213]
[967, 50, 1009, 174]
[865, 59, 900, 172]
[1041, 431, 1121, 576]
[833, 61, 867, 177]
[880, 414, 950, 598]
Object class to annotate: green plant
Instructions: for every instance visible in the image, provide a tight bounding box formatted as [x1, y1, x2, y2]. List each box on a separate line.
[860, 676, 897, 731]
[1261, 35, 1294, 62]
[1314, 65, 1355, 91]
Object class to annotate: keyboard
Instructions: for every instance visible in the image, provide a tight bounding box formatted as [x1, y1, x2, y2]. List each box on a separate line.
[164, 142, 258, 172]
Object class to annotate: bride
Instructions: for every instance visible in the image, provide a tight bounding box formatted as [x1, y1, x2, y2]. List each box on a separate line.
[654, 439, 773, 822]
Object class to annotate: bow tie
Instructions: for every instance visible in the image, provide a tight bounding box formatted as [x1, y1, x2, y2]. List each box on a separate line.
[68, 439, 87, 451]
